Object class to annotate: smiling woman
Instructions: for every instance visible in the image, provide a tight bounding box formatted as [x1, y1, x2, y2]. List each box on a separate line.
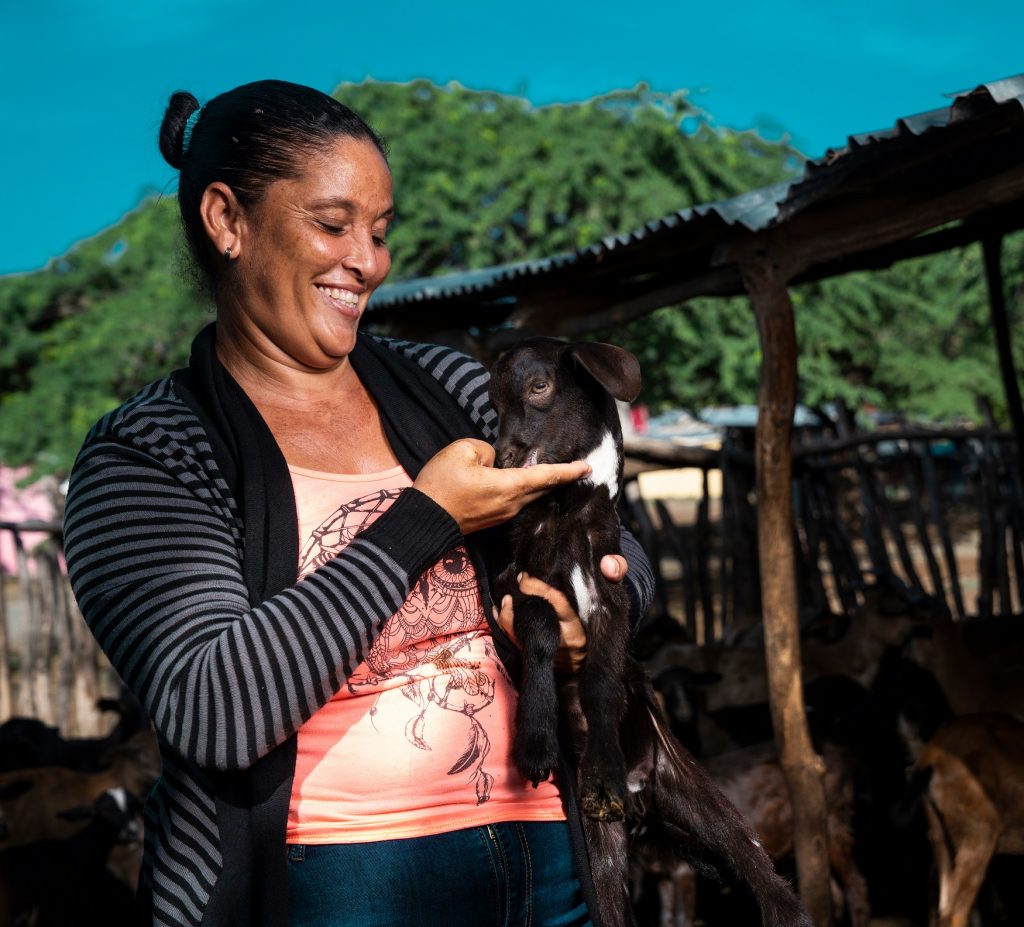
[60, 79, 655, 927]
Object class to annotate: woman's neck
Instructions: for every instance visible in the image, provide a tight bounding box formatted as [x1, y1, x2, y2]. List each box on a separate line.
[214, 317, 360, 411]
[213, 316, 399, 474]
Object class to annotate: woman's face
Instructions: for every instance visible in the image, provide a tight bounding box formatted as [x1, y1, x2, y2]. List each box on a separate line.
[224, 135, 393, 370]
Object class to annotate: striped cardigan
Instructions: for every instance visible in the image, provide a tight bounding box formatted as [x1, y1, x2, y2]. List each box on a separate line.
[64, 335, 654, 927]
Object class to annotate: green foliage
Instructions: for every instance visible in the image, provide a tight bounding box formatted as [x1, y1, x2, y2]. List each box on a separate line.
[610, 234, 1024, 422]
[337, 81, 795, 275]
[0, 198, 209, 472]
[1, 79, 1021, 477]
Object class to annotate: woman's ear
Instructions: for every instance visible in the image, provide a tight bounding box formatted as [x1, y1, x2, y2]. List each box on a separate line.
[199, 182, 246, 261]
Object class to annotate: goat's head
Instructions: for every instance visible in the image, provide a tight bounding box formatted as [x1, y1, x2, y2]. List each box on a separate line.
[490, 338, 641, 484]
[56, 787, 142, 844]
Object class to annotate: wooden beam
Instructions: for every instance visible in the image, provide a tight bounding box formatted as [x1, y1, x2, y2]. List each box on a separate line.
[793, 206, 1024, 286]
[513, 266, 741, 337]
[796, 426, 1014, 458]
[742, 257, 833, 926]
[982, 235, 1024, 491]
[623, 436, 725, 469]
[720, 163, 1024, 279]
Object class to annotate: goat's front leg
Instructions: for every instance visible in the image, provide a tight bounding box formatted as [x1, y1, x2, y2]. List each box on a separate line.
[512, 593, 562, 786]
[577, 585, 629, 821]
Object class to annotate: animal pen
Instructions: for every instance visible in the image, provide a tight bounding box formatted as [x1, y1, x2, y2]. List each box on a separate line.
[366, 74, 1024, 925]
[0, 73, 1022, 926]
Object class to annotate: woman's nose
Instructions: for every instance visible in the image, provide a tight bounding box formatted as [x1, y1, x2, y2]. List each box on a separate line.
[340, 231, 379, 280]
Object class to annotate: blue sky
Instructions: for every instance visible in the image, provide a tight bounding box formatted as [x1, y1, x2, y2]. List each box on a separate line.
[1, 0, 1021, 275]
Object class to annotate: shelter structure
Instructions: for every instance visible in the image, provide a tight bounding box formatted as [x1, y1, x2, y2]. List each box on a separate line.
[366, 75, 1024, 925]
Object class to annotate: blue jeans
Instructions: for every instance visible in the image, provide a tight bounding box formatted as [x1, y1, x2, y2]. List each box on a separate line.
[286, 820, 593, 927]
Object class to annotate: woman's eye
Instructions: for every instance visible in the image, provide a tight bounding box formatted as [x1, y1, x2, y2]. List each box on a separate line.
[373, 235, 388, 248]
[320, 223, 344, 235]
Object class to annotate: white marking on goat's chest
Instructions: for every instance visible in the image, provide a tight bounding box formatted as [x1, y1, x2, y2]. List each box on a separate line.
[582, 430, 620, 498]
[570, 564, 600, 625]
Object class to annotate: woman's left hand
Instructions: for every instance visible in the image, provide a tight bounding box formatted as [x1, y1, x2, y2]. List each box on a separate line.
[495, 555, 629, 674]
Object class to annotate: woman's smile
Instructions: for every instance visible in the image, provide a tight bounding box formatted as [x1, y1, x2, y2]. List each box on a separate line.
[314, 283, 362, 316]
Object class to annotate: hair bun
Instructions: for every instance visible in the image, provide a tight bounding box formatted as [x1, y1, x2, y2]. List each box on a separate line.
[159, 91, 201, 170]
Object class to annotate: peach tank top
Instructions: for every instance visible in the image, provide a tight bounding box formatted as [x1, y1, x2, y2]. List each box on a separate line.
[285, 464, 564, 844]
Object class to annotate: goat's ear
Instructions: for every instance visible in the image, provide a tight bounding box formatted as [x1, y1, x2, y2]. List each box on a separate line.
[568, 342, 642, 402]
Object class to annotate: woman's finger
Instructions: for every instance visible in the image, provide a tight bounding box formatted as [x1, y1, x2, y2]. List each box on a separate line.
[512, 460, 591, 498]
[517, 572, 588, 673]
[599, 554, 629, 582]
[494, 595, 517, 646]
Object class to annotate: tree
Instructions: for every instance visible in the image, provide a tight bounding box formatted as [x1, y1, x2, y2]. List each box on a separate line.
[1, 79, 1021, 476]
[0, 81, 796, 474]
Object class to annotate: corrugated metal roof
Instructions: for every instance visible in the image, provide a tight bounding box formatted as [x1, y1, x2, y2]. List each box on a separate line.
[369, 74, 1024, 313]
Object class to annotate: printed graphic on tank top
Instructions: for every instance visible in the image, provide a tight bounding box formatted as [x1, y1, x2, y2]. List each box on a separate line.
[286, 464, 564, 844]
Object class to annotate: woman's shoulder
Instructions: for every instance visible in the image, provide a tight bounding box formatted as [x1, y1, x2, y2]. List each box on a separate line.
[367, 334, 497, 438]
[74, 372, 223, 484]
[368, 333, 487, 380]
[69, 372, 240, 527]
[81, 374, 196, 446]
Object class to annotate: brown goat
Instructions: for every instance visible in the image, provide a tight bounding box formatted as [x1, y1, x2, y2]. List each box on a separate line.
[908, 713, 1024, 927]
[905, 620, 1024, 718]
[0, 730, 158, 849]
[0, 729, 158, 892]
[703, 740, 870, 927]
[647, 596, 919, 719]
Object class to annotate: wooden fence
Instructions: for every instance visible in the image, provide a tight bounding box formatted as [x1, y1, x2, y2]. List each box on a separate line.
[622, 424, 1023, 644]
[2, 423, 1020, 728]
[0, 520, 114, 734]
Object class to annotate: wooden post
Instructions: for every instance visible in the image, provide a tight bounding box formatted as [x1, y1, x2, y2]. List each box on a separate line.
[982, 234, 1024, 493]
[0, 561, 11, 722]
[741, 256, 833, 926]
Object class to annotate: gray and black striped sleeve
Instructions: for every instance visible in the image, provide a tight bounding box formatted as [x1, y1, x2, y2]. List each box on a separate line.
[64, 438, 461, 773]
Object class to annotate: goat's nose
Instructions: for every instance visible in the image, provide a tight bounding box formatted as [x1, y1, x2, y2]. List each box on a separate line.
[493, 441, 518, 469]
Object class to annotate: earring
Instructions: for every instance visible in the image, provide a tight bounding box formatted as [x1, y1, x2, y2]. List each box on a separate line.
[224, 246, 233, 261]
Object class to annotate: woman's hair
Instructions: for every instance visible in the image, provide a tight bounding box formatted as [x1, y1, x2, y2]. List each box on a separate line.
[158, 79, 388, 293]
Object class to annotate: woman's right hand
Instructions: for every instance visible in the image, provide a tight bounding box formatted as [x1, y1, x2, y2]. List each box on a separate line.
[413, 439, 591, 535]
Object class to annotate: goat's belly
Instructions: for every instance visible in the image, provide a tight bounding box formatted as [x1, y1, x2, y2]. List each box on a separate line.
[286, 628, 564, 843]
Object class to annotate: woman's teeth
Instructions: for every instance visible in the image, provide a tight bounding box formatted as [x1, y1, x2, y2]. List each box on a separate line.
[316, 285, 360, 307]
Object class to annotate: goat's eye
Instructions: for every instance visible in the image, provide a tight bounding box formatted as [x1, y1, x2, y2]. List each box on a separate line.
[530, 380, 550, 394]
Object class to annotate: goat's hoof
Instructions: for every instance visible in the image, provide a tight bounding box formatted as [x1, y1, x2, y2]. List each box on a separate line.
[527, 767, 552, 788]
[580, 780, 626, 822]
[514, 733, 558, 787]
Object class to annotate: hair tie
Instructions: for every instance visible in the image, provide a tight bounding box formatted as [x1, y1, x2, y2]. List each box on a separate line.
[182, 107, 203, 155]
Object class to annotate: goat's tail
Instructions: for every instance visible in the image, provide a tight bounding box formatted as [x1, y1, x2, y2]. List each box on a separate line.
[622, 660, 813, 927]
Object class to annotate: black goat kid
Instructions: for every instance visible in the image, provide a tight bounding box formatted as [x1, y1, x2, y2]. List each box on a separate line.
[490, 337, 810, 927]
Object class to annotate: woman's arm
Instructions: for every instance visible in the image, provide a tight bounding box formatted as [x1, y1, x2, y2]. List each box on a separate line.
[619, 527, 655, 630]
[65, 434, 593, 773]
[65, 440, 461, 773]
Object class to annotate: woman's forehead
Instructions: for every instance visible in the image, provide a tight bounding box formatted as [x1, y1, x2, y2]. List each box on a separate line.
[273, 136, 393, 212]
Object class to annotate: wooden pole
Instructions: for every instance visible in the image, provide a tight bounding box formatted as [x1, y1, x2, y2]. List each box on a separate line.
[0, 560, 11, 722]
[742, 256, 833, 926]
[982, 234, 1024, 493]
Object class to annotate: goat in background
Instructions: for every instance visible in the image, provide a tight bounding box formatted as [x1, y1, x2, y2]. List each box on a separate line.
[900, 712, 1024, 927]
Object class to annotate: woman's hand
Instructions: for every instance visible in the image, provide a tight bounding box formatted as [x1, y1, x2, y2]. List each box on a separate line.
[413, 439, 590, 535]
[496, 555, 630, 674]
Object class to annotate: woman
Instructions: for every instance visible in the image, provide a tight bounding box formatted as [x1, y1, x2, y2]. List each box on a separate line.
[63, 80, 654, 927]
